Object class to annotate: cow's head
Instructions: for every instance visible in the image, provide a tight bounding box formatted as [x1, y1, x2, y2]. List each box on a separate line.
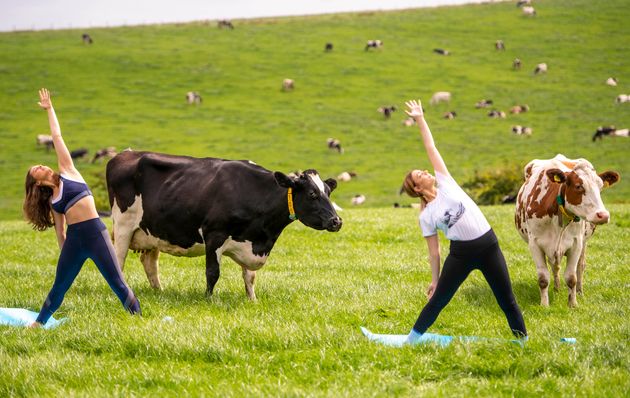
[546, 163, 620, 224]
[274, 169, 342, 232]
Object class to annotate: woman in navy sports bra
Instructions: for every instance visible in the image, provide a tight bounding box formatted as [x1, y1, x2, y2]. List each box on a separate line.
[23, 88, 141, 327]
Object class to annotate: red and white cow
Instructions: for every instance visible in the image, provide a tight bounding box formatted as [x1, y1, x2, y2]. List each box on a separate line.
[515, 154, 620, 307]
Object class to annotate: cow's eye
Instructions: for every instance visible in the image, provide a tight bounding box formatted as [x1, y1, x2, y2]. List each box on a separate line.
[309, 191, 318, 199]
[576, 184, 584, 191]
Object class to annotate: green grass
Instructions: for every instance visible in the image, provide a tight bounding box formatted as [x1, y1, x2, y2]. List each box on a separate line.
[1, 205, 629, 396]
[1, 0, 629, 396]
[0, 0, 629, 219]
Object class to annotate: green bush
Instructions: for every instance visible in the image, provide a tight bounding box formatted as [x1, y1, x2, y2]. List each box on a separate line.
[461, 166, 523, 205]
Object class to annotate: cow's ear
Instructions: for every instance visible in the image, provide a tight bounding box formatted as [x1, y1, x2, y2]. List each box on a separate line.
[324, 178, 337, 193]
[599, 171, 620, 188]
[546, 168, 566, 184]
[274, 171, 296, 188]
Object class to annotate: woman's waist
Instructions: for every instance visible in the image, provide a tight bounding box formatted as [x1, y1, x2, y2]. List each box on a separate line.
[64, 196, 100, 225]
[449, 228, 498, 254]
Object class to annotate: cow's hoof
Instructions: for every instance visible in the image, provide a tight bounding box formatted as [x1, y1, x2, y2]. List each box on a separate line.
[568, 299, 578, 308]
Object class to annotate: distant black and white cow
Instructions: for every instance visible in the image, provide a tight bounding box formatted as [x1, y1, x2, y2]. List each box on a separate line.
[365, 40, 383, 51]
[217, 20, 234, 29]
[495, 40, 505, 50]
[510, 104, 529, 114]
[512, 125, 532, 135]
[475, 99, 493, 108]
[488, 110, 506, 118]
[402, 117, 416, 126]
[616, 94, 629, 103]
[186, 91, 202, 104]
[36, 134, 54, 151]
[351, 194, 366, 205]
[522, 6, 536, 16]
[606, 77, 618, 86]
[70, 148, 89, 160]
[534, 63, 547, 74]
[513, 58, 522, 70]
[433, 48, 450, 56]
[377, 106, 396, 118]
[106, 151, 342, 299]
[337, 171, 357, 182]
[92, 146, 117, 163]
[325, 43, 334, 52]
[327, 138, 343, 154]
[593, 126, 628, 141]
[82, 33, 93, 44]
[443, 111, 457, 119]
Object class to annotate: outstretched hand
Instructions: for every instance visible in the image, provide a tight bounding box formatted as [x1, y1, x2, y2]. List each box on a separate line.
[38, 88, 52, 110]
[405, 99, 424, 119]
[426, 281, 437, 299]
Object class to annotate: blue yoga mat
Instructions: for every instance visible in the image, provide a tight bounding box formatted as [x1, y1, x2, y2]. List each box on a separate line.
[0, 308, 66, 329]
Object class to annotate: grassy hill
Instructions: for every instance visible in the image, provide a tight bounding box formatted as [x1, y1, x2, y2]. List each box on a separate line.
[1, 0, 629, 220]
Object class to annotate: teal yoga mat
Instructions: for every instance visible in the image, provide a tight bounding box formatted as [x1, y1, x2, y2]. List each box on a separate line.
[0, 308, 66, 329]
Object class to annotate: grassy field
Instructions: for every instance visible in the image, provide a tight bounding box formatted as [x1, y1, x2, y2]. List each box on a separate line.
[1, 205, 629, 396]
[0, 0, 629, 220]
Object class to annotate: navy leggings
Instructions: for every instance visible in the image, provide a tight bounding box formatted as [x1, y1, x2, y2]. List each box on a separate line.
[36, 218, 141, 324]
[412, 229, 527, 337]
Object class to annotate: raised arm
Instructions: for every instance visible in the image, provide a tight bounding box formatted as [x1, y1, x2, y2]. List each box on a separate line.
[405, 99, 449, 176]
[38, 89, 75, 173]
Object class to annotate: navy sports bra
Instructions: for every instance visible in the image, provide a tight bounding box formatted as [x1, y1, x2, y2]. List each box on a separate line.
[51, 174, 93, 214]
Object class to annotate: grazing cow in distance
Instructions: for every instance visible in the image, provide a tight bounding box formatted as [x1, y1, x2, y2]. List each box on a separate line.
[522, 6, 536, 16]
[515, 154, 620, 307]
[433, 48, 450, 56]
[534, 63, 547, 74]
[488, 110, 506, 118]
[495, 40, 505, 50]
[351, 194, 366, 205]
[186, 91, 202, 104]
[510, 104, 530, 114]
[217, 20, 234, 29]
[282, 79, 294, 91]
[592, 126, 616, 141]
[70, 148, 89, 160]
[616, 94, 629, 103]
[516, 0, 531, 7]
[365, 40, 383, 51]
[377, 106, 396, 118]
[337, 171, 357, 182]
[430, 91, 451, 105]
[512, 125, 532, 135]
[92, 146, 117, 163]
[82, 33, 93, 44]
[513, 58, 522, 70]
[606, 77, 618, 86]
[475, 99, 493, 108]
[501, 194, 517, 204]
[327, 138, 343, 154]
[443, 111, 457, 119]
[325, 43, 333, 52]
[403, 117, 416, 127]
[106, 151, 342, 299]
[36, 134, 54, 151]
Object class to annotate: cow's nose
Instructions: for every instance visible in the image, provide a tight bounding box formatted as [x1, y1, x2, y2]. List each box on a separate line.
[328, 216, 342, 232]
[596, 211, 609, 223]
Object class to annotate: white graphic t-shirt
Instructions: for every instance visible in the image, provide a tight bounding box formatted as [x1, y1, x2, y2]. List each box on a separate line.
[419, 171, 491, 241]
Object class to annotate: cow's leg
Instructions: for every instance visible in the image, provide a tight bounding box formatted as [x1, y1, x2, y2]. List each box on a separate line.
[565, 249, 581, 308]
[241, 267, 257, 301]
[551, 260, 561, 291]
[112, 222, 134, 272]
[577, 245, 587, 295]
[204, 234, 227, 297]
[529, 241, 550, 306]
[140, 248, 162, 290]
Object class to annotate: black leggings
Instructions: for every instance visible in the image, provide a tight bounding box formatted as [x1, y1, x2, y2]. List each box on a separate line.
[36, 218, 141, 324]
[413, 229, 527, 337]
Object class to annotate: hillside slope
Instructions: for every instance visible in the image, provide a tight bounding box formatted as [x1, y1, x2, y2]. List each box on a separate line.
[0, 0, 628, 220]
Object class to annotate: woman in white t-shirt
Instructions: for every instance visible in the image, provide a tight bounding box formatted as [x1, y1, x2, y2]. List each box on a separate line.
[399, 99, 527, 342]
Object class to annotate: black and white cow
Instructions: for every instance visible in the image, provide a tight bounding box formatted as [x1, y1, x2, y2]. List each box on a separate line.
[365, 40, 383, 51]
[106, 151, 342, 300]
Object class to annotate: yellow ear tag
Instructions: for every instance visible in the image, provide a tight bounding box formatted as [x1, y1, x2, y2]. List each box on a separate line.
[603, 181, 610, 188]
[553, 175, 561, 183]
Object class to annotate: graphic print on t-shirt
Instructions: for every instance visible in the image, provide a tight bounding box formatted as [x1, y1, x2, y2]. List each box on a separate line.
[438, 202, 466, 229]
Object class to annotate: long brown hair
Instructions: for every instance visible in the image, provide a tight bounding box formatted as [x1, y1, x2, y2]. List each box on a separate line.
[402, 171, 428, 209]
[23, 170, 55, 231]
